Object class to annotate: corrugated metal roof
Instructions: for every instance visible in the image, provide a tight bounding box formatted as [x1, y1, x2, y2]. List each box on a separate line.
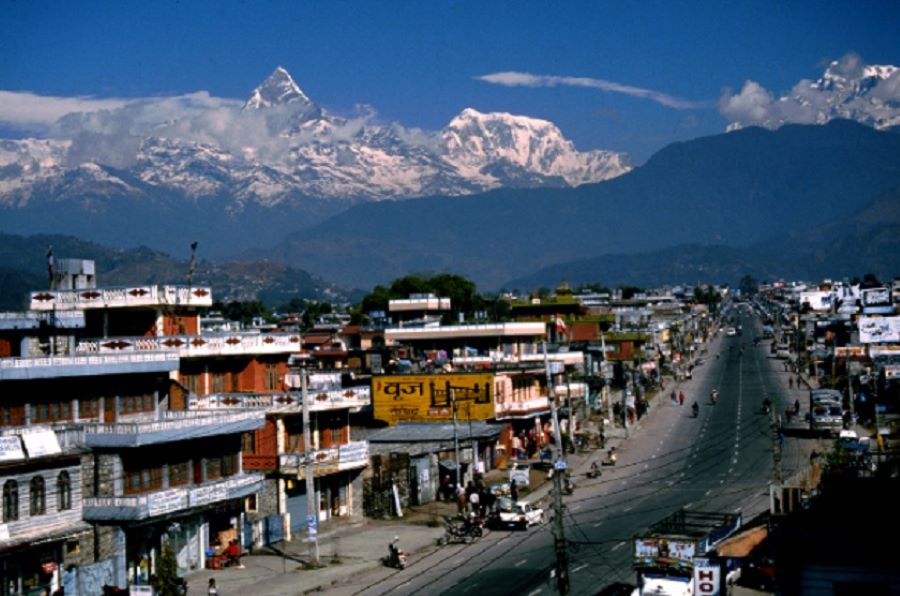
[367, 422, 503, 443]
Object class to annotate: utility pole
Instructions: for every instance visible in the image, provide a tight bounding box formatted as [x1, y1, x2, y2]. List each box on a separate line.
[552, 463, 570, 595]
[543, 342, 564, 459]
[301, 368, 320, 565]
[451, 388, 462, 488]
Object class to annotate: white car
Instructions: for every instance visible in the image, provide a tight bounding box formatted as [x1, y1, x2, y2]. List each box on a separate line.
[490, 497, 545, 530]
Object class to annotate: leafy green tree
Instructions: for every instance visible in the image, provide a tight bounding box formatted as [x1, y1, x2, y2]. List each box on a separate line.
[152, 541, 182, 596]
[619, 285, 643, 300]
[738, 275, 758, 297]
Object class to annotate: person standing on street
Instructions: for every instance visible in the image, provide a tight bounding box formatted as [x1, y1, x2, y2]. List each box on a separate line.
[208, 578, 219, 595]
[679, 391, 685, 406]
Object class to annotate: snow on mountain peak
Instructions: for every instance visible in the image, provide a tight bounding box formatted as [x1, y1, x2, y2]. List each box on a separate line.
[723, 55, 900, 132]
[0, 68, 631, 208]
[242, 66, 317, 113]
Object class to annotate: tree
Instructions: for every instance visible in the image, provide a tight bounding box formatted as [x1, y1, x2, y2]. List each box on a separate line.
[153, 541, 182, 596]
[738, 275, 758, 297]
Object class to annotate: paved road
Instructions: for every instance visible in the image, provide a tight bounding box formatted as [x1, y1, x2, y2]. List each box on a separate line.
[325, 308, 829, 596]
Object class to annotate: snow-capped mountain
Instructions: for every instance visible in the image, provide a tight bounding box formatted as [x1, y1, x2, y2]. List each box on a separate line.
[0, 67, 631, 210]
[724, 57, 900, 132]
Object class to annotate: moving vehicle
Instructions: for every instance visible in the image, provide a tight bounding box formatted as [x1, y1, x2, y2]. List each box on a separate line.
[438, 514, 483, 544]
[488, 497, 545, 530]
[383, 536, 408, 569]
[809, 389, 843, 436]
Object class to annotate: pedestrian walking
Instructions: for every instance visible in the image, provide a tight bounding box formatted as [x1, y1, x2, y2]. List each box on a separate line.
[670, 390, 677, 405]
[678, 392, 685, 406]
[456, 483, 466, 514]
[789, 377, 793, 389]
[510, 478, 518, 502]
[208, 578, 219, 595]
[794, 399, 800, 416]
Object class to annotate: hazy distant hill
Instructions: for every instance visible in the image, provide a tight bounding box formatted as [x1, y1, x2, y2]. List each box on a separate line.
[0, 234, 345, 310]
[261, 120, 900, 290]
[505, 188, 900, 289]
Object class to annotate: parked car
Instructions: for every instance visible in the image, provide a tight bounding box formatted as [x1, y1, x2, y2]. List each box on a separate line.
[489, 497, 545, 530]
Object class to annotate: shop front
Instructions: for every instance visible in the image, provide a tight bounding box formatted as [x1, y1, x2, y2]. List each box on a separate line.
[0, 542, 62, 596]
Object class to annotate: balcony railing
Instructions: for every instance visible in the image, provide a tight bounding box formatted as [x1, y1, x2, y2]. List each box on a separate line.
[76, 331, 302, 358]
[190, 387, 370, 413]
[30, 285, 213, 311]
[279, 440, 369, 478]
[83, 410, 266, 447]
[0, 352, 180, 380]
[83, 472, 264, 521]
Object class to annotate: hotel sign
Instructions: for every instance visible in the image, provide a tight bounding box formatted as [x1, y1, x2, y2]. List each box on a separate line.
[373, 373, 494, 424]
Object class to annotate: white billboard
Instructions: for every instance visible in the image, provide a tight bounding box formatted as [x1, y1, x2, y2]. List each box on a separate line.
[859, 316, 900, 344]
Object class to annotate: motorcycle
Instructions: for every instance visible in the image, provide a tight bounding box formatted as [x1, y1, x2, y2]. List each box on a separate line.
[437, 514, 482, 545]
[383, 537, 408, 569]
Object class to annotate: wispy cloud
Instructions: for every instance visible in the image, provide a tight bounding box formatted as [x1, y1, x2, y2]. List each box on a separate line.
[476, 71, 710, 109]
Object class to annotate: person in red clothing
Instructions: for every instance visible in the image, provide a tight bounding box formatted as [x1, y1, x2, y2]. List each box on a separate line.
[226, 539, 244, 568]
[678, 391, 685, 406]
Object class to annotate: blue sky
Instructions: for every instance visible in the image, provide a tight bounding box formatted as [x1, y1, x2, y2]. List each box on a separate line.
[2, 0, 899, 162]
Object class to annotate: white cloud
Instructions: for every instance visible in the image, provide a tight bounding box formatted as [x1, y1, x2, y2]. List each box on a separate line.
[0, 87, 440, 170]
[719, 52, 900, 131]
[0, 91, 130, 132]
[476, 71, 709, 109]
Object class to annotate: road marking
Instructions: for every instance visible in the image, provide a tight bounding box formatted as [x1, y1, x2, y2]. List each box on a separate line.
[573, 563, 588, 573]
[705, 489, 712, 496]
[593, 522, 603, 528]
[684, 502, 693, 509]
[624, 506, 633, 512]
[612, 541, 625, 551]
[528, 589, 542, 596]
[514, 559, 528, 567]
[464, 583, 480, 593]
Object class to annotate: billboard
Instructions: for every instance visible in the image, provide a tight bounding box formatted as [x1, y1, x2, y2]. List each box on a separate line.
[862, 287, 894, 315]
[634, 537, 696, 561]
[373, 373, 495, 424]
[859, 316, 900, 344]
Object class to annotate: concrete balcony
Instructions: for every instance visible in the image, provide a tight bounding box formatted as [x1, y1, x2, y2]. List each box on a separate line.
[82, 472, 264, 521]
[0, 310, 85, 330]
[385, 322, 546, 341]
[494, 396, 551, 419]
[279, 440, 369, 478]
[76, 331, 302, 358]
[189, 386, 371, 414]
[83, 410, 266, 447]
[0, 351, 179, 381]
[30, 284, 213, 311]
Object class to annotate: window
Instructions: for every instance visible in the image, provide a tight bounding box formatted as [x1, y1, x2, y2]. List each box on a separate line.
[265, 363, 278, 391]
[30, 476, 45, 516]
[182, 374, 200, 395]
[57, 471, 71, 511]
[241, 431, 256, 454]
[168, 461, 189, 487]
[206, 453, 238, 481]
[79, 397, 99, 420]
[123, 465, 163, 494]
[3, 480, 18, 522]
[212, 373, 227, 393]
